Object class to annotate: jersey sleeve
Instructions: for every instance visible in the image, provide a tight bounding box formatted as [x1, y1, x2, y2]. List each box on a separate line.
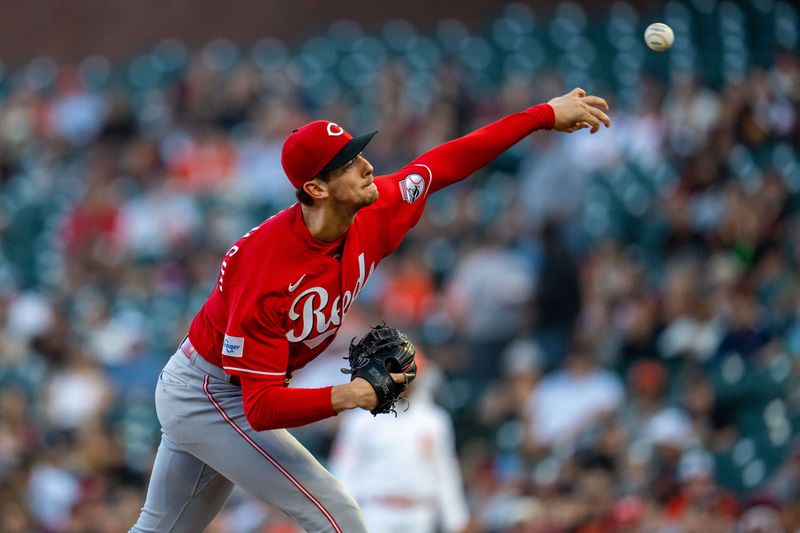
[372, 162, 433, 257]
[410, 103, 554, 194]
[367, 103, 554, 257]
[220, 285, 288, 384]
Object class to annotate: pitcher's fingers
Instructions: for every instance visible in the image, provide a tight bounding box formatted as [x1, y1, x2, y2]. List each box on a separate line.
[571, 87, 586, 97]
[588, 105, 611, 128]
[583, 114, 601, 130]
[582, 95, 609, 111]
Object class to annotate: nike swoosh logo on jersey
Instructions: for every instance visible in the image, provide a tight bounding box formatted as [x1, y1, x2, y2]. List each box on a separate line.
[288, 274, 307, 293]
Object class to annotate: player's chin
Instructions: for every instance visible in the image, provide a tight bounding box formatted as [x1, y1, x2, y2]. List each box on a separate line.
[359, 186, 379, 207]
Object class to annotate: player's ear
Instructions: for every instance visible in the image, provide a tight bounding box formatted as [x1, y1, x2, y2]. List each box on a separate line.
[302, 178, 329, 201]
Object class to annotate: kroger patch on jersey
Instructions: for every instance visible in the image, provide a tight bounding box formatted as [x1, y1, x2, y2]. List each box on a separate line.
[222, 335, 245, 357]
[399, 173, 426, 204]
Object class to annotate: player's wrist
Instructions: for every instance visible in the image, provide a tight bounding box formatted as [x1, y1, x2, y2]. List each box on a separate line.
[331, 379, 375, 413]
[331, 384, 353, 413]
[524, 103, 556, 130]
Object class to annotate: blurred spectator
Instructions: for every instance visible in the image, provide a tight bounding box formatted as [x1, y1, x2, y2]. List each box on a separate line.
[663, 76, 721, 157]
[478, 337, 543, 427]
[617, 359, 672, 445]
[44, 352, 113, 432]
[715, 281, 774, 360]
[26, 441, 81, 531]
[658, 286, 723, 364]
[330, 355, 470, 533]
[0, 483, 34, 532]
[664, 449, 739, 532]
[377, 251, 437, 329]
[523, 338, 623, 455]
[736, 503, 785, 533]
[534, 218, 581, 370]
[445, 239, 534, 382]
[571, 467, 617, 533]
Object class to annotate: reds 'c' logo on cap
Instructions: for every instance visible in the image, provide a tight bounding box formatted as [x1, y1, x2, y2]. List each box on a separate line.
[326, 122, 344, 136]
[282, 120, 376, 189]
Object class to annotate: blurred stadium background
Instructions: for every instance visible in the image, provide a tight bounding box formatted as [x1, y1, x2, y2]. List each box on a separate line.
[0, 0, 799, 531]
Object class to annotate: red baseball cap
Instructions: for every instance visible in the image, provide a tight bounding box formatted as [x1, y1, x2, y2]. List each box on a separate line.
[281, 120, 377, 189]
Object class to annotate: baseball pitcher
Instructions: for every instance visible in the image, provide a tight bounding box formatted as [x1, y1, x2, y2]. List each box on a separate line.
[131, 88, 610, 532]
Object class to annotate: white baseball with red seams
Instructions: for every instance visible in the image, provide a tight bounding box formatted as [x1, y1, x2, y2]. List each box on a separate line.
[644, 22, 675, 52]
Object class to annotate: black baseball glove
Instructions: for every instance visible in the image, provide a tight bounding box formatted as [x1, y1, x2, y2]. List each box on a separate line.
[341, 324, 417, 415]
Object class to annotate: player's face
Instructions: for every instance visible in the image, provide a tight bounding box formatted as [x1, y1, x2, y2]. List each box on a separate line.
[325, 154, 378, 209]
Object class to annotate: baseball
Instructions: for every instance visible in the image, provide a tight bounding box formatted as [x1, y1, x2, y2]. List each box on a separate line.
[644, 22, 674, 52]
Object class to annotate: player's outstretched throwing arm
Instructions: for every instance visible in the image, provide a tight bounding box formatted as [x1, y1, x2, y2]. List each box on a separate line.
[411, 87, 610, 194]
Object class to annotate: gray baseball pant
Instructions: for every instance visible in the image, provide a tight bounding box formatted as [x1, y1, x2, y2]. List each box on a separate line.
[131, 347, 367, 533]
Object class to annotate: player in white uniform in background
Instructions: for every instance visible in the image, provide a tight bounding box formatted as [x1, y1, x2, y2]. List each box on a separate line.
[329, 354, 470, 533]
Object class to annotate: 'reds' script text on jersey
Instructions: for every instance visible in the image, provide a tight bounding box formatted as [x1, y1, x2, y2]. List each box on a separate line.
[187, 164, 431, 386]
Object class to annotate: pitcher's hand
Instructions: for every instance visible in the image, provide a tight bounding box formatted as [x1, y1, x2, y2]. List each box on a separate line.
[332, 373, 408, 413]
[548, 87, 611, 134]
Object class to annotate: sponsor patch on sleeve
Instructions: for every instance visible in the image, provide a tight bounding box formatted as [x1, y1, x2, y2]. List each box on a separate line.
[222, 335, 245, 357]
[399, 173, 426, 204]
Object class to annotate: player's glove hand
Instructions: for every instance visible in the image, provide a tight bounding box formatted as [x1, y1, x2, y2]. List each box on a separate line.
[341, 324, 416, 415]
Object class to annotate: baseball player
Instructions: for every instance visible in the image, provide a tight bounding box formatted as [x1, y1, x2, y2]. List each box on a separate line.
[131, 87, 610, 533]
[330, 354, 470, 533]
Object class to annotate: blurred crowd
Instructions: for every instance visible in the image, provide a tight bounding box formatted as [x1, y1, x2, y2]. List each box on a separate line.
[1, 1, 800, 532]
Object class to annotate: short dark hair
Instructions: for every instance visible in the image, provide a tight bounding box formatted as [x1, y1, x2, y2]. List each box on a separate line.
[295, 171, 331, 206]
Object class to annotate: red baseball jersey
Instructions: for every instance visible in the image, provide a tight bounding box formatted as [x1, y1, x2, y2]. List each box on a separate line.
[188, 162, 430, 382]
[186, 103, 555, 429]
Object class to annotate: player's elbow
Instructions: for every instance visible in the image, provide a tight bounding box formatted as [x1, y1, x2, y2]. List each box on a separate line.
[244, 403, 286, 431]
[242, 383, 282, 431]
[244, 408, 272, 431]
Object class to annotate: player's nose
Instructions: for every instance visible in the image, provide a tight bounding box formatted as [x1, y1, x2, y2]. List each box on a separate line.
[361, 157, 373, 177]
